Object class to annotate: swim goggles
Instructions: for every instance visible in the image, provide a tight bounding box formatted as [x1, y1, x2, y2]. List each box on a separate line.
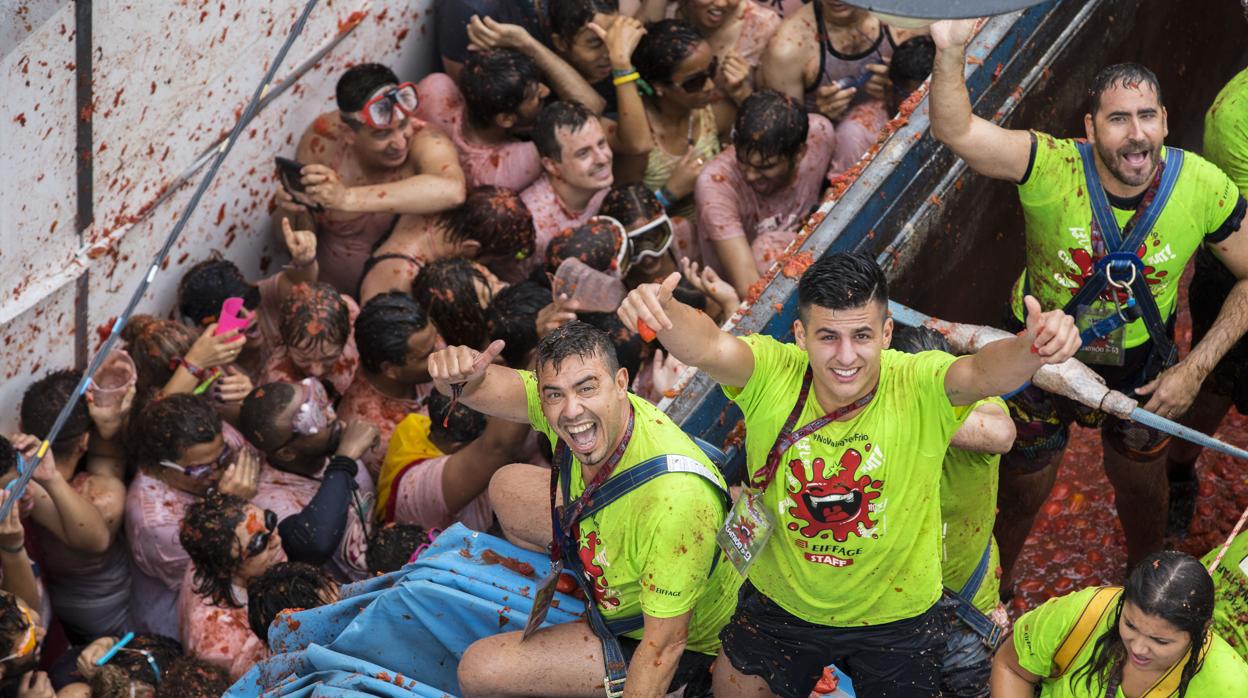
[592, 215, 675, 275]
[243, 509, 279, 560]
[274, 378, 337, 452]
[158, 443, 233, 481]
[346, 82, 419, 130]
[0, 605, 37, 664]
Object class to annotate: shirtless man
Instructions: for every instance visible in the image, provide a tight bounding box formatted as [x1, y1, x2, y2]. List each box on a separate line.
[274, 63, 466, 297]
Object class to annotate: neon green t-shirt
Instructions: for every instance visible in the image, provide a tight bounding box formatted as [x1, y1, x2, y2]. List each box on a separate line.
[724, 335, 972, 626]
[1010, 132, 1241, 348]
[1203, 533, 1248, 663]
[939, 397, 1006, 616]
[1014, 586, 1248, 696]
[521, 371, 741, 655]
[1205, 67, 1248, 196]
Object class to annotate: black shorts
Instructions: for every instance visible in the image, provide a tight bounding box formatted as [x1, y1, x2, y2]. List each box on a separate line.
[618, 636, 714, 696]
[1190, 246, 1248, 414]
[719, 581, 947, 698]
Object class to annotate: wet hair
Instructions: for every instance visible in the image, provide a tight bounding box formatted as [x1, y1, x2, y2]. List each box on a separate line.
[0, 592, 31, 671]
[1074, 551, 1213, 698]
[121, 314, 197, 401]
[177, 257, 261, 326]
[888, 35, 935, 93]
[461, 49, 543, 129]
[535, 320, 620, 376]
[550, 0, 618, 43]
[0, 436, 14, 478]
[633, 20, 704, 85]
[412, 259, 493, 350]
[890, 324, 951, 355]
[1087, 63, 1162, 116]
[355, 292, 430, 375]
[132, 393, 222, 467]
[429, 391, 488, 445]
[367, 523, 433, 575]
[797, 252, 888, 319]
[442, 186, 536, 260]
[21, 369, 91, 459]
[581, 311, 642, 381]
[90, 634, 182, 691]
[487, 281, 552, 368]
[545, 219, 621, 276]
[238, 382, 300, 453]
[336, 63, 400, 113]
[533, 101, 597, 161]
[180, 491, 250, 608]
[279, 282, 352, 354]
[247, 562, 335, 642]
[156, 656, 231, 698]
[601, 183, 665, 225]
[733, 90, 808, 164]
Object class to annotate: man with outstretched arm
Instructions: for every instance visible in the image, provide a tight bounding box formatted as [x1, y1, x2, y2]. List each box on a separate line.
[428, 322, 739, 697]
[618, 252, 1080, 697]
[928, 19, 1248, 589]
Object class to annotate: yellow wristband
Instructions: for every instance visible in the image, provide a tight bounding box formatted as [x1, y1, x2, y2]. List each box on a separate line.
[612, 72, 640, 86]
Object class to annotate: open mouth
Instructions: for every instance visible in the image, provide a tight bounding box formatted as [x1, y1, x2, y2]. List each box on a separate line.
[830, 367, 860, 383]
[1128, 651, 1151, 667]
[705, 7, 725, 23]
[1122, 150, 1149, 167]
[565, 421, 599, 454]
[802, 490, 861, 523]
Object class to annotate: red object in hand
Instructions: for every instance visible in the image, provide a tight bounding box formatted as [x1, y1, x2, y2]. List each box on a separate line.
[637, 319, 656, 342]
[813, 667, 839, 694]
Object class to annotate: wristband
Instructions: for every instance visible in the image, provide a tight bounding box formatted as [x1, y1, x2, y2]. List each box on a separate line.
[612, 71, 640, 87]
[0, 543, 24, 555]
[327, 454, 360, 478]
[170, 356, 211, 381]
[611, 67, 636, 78]
[653, 187, 673, 209]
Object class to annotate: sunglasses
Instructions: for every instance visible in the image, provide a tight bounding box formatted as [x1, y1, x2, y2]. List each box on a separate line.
[675, 56, 718, 93]
[159, 443, 232, 481]
[0, 605, 37, 665]
[243, 509, 279, 560]
[348, 82, 419, 130]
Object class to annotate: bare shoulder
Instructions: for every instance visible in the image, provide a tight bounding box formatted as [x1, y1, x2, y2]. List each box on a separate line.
[769, 7, 819, 60]
[83, 473, 127, 512]
[295, 110, 348, 166]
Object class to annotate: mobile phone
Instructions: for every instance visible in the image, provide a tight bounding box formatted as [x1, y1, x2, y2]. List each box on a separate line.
[275, 156, 322, 211]
[215, 297, 251, 337]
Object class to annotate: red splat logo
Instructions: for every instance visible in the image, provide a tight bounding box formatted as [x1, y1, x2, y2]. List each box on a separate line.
[1065, 242, 1165, 302]
[578, 531, 619, 608]
[785, 449, 882, 542]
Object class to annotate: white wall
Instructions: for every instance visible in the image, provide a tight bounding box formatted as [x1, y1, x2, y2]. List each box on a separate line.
[0, 0, 436, 431]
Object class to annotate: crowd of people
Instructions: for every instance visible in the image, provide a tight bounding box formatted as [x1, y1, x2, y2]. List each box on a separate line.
[1, 0, 1247, 696]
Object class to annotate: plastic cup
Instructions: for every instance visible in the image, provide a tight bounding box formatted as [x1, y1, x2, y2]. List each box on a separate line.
[553, 257, 626, 313]
[90, 349, 137, 408]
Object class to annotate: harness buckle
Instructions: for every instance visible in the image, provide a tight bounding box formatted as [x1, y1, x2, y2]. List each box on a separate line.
[1104, 261, 1138, 323]
[604, 676, 627, 698]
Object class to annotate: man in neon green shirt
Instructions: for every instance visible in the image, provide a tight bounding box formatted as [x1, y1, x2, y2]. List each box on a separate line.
[429, 321, 739, 697]
[618, 252, 1080, 697]
[992, 552, 1248, 696]
[929, 19, 1248, 590]
[1167, 48, 1248, 535]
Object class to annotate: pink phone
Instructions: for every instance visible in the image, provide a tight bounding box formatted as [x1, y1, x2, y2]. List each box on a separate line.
[214, 297, 250, 337]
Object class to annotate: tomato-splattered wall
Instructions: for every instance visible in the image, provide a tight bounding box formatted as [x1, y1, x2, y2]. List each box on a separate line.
[0, 1, 433, 430]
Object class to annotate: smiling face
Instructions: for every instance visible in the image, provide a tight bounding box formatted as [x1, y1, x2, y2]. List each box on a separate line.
[537, 352, 631, 466]
[737, 148, 802, 196]
[794, 300, 892, 408]
[1085, 81, 1168, 190]
[1119, 601, 1194, 673]
[347, 109, 414, 170]
[666, 42, 717, 110]
[546, 118, 615, 192]
[685, 0, 739, 32]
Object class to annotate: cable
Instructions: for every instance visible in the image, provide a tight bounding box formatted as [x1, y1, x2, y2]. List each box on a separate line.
[0, 0, 322, 520]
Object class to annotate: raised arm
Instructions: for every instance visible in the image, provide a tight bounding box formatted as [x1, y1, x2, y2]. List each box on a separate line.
[11, 435, 112, 555]
[428, 340, 532, 423]
[593, 17, 654, 157]
[928, 19, 1033, 183]
[618, 272, 756, 388]
[944, 295, 1081, 406]
[467, 15, 608, 114]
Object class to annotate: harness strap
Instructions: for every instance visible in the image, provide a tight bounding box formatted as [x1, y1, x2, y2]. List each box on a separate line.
[945, 542, 1004, 648]
[1053, 587, 1122, 676]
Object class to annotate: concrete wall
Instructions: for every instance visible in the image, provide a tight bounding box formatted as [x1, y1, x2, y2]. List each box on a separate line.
[0, 0, 435, 431]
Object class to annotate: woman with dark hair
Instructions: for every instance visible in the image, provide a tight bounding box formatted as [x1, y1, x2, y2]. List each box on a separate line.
[992, 551, 1248, 696]
[632, 20, 724, 226]
[412, 258, 507, 351]
[262, 281, 361, 399]
[178, 492, 285, 680]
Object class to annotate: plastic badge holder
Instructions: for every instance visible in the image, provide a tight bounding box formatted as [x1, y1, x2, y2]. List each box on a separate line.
[215, 297, 251, 337]
[90, 348, 137, 409]
[552, 257, 626, 314]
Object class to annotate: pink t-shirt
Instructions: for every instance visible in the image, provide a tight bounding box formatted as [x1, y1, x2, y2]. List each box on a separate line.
[750, 0, 803, 18]
[735, 2, 782, 66]
[520, 174, 609, 272]
[390, 454, 494, 532]
[695, 114, 836, 253]
[261, 294, 361, 397]
[337, 375, 432, 481]
[125, 470, 198, 593]
[177, 566, 273, 681]
[415, 73, 543, 193]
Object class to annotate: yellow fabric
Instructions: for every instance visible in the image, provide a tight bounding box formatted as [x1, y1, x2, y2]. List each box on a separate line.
[374, 413, 443, 519]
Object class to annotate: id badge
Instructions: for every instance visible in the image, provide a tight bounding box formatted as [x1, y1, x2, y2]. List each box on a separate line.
[522, 561, 563, 640]
[1074, 301, 1126, 366]
[716, 490, 774, 577]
